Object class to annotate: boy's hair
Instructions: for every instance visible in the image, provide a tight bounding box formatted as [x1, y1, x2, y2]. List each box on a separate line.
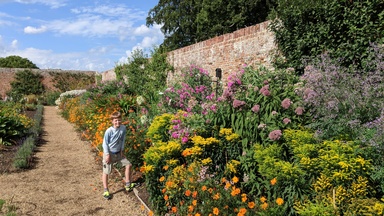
[110, 111, 122, 120]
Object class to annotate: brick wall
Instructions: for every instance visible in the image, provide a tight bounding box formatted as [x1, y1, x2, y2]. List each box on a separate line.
[166, 20, 275, 83]
[101, 20, 276, 84]
[0, 68, 97, 98]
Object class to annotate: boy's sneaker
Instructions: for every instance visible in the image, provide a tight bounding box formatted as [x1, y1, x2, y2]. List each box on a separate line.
[103, 191, 111, 200]
[125, 182, 139, 192]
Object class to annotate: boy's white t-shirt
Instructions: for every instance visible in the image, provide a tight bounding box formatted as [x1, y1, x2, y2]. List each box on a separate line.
[102, 125, 127, 155]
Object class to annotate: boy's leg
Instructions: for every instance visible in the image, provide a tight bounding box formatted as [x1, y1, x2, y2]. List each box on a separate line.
[102, 155, 114, 199]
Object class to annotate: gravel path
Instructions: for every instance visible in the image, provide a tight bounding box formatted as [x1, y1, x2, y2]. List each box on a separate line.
[0, 106, 147, 216]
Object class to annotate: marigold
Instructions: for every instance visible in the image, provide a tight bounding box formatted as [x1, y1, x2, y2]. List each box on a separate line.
[213, 193, 220, 200]
[159, 176, 165, 182]
[260, 196, 267, 203]
[276, 197, 284, 205]
[192, 191, 198, 198]
[261, 202, 268, 210]
[232, 176, 239, 183]
[195, 213, 201, 216]
[231, 187, 241, 196]
[248, 201, 255, 209]
[185, 190, 191, 196]
[270, 178, 277, 185]
[213, 207, 219, 215]
[202, 186, 207, 191]
[192, 200, 197, 206]
[164, 195, 169, 201]
[172, 206, 177, 213]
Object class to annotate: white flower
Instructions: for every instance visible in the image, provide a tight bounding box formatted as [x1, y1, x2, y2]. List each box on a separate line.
[140, 115, 148, 124]
[136, 96, 145, 105]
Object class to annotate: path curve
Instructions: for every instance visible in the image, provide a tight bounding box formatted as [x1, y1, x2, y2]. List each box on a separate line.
[0, 106, 147, 216]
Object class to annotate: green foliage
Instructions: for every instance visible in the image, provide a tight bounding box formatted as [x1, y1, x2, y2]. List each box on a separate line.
[0, 102, 32, 146]
[8, 69, 44, 101]
[41, 91, 61, 106]
[114, 47, 171, 104]
[147, 0, 276, 50]
[0, 55, 38, 69]
[0, 198, 17, 216]
[269, 0, 384, 72]
[49, 71, 95, 92]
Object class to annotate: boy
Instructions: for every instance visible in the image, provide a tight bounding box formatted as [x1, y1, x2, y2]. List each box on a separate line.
[102, 111, 137, 200]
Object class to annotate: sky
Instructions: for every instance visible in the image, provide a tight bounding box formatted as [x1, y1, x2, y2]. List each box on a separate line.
[0, 0, 164, 73]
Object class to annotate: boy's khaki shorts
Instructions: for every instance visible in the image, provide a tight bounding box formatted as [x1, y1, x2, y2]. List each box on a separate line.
[103, 153, 131, 175]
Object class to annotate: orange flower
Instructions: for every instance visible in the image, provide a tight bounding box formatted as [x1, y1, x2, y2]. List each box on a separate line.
[270, 178, 277, 186]
[213, 207, 219, 215]
[163, 165, 169, 171]
[248, 201, 255, 209]
[192, 200, 197, 206]
[164, 195, 169, 201]
[188, 205, 194, 212]
[148, 210, 154, 216]
[162, 188, 166, 193]
[232, 176, 239, 183]
[238, 208, 247, 216]
[231, 187, 241, 196]
[202, 185, 207, 191]
[192, 191, 198, 198]
[241, 194, 247, 202]
[159, 176, 165, 182]
[185, 190, 191, 197]
[260, 196, 267, 203]
[221, 177, 227, 183]
[195, 213, 201, 216]
[172, 206, 177, 213]
[276, 197, 284, 206]
[213, 193, 220, 200]
[208, 188, 214, 194]
[261, 202, 268, 210]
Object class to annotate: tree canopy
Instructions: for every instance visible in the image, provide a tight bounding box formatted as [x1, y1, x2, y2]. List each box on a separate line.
[269, 0, 384, 72]
[0, 55, 39, 69]
[146, 0, 276, 50]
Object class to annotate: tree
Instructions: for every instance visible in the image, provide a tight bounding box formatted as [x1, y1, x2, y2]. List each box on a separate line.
[8, 69, 44, 100]
[146, 0, 276, 50]
[0, 55, 39, 69]
[269, 0, 384, 72]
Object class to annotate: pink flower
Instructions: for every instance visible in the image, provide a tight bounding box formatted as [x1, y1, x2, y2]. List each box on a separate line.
[281, 98, 292, 109]
[182, 137, 188, 143]
[171, 132, 179, 139]
[251, 104, 260, 113]
[233, 99, 246, 108]
[295, 107, 304, 115]
[271, 111, 278, 115]
[269, 130, 282, 141]
[260, 85, 270, 96]
[283, 118, 291, 124]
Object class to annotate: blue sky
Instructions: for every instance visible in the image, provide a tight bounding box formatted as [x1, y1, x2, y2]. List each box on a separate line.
[0, 0, 163, 72]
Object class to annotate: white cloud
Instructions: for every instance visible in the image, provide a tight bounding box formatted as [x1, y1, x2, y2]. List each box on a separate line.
[14, 0, 67, 9]
[24, 25, 47, 34]
[133, 25, 151, 35]
[11, 39, 17, 48]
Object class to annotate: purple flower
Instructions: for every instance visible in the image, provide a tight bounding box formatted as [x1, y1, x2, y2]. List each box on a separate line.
[283, 118, 291, 124]
[251, 104, 260, 113]
[281, 98, 292, 109]
[260, 85, 270, 96]
[269, 130, 282, 141]
[295, 107, 304, 115]
[233, 99, 246, 108]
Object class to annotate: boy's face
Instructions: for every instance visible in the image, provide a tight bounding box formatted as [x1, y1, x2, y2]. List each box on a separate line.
[112, 118, 122, 128]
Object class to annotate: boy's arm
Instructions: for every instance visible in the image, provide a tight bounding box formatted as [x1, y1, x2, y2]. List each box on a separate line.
[102, 128, 110, 155]
[120, 126, 127, 157]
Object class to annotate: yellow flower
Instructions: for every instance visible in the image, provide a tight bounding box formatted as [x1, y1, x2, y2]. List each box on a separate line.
[270, 178, 277, 185]
[159, 176, 165, 182]
[260, 196, 267, 203]
[276, 197, 284, 205]
[213, 207, 219, 215]
[241, 194, 247, 202]
[202, 158, 212, 165]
